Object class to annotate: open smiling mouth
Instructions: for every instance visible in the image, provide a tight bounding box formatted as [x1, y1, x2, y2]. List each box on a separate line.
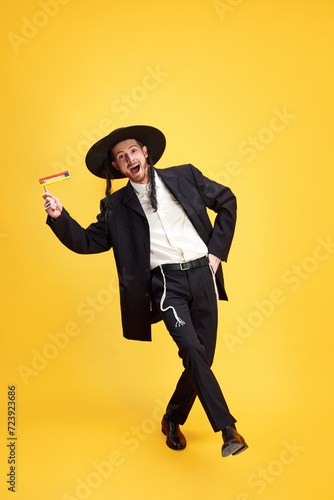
[130, 164, 140, 174]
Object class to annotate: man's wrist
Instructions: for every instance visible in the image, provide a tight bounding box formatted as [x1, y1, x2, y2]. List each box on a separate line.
[48, 214, 60, 223]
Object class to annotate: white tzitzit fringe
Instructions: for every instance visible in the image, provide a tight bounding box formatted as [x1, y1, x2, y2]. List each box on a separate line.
[209, 263, 220, 318]
[159, 265, 185, 327]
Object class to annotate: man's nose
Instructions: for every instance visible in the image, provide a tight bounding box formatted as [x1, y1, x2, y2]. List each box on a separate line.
[127, 154, 135, 164]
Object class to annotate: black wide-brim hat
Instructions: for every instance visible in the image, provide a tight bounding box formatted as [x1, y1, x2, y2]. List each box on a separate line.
[85, 125, 166, 179]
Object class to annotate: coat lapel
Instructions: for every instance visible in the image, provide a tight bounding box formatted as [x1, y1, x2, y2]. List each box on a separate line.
[122, 181, 146, 219]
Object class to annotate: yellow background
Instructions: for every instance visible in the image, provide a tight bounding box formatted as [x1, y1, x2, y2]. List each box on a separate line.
[1, 0, 334, 498]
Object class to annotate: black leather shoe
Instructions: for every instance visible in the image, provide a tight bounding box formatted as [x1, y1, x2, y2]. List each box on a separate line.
[161, 415, 186, 450]
[222, 426, 248, 457]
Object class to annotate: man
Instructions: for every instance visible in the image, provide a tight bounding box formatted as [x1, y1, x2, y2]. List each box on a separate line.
[43, 125, 248, 457]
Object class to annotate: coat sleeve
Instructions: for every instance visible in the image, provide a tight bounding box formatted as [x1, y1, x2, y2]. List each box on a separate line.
[188, 164, 237, 262]
[46, 200, 112, 254]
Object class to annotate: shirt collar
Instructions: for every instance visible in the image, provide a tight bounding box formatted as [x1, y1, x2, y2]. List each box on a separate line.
[130, 180, 151, 198]
[130, 169, 158, 198]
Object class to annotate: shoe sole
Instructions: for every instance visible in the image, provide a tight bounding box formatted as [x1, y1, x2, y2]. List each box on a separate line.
[232, 443, 248, 456]
[222, 442, 248, 457]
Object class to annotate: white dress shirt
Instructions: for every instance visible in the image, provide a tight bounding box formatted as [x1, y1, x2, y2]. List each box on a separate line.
[131, 172, 208, 269]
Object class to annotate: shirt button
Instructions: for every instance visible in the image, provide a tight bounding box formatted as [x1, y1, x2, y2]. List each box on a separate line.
[144, 268, 149, 273]
[144, 244, 148, 249]
[145, 292, 150, 298]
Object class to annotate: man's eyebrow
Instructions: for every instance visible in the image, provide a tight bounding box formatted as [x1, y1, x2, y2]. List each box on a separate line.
[114, 143, 139, 155]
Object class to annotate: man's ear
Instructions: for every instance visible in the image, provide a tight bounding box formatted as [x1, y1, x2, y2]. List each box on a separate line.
[142, 145, 148, 158]
[112, 161, 119, 170]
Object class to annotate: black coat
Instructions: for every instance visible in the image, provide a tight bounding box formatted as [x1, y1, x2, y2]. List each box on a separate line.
[47, 164, 237, 341]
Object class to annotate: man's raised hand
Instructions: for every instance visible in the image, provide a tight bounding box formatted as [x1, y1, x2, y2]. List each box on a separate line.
[42, 190, 63, 219]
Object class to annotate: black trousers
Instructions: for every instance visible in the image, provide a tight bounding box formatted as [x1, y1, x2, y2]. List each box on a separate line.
[151, 263, 236, 432]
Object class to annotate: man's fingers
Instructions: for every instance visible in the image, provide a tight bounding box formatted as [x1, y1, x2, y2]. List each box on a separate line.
[44, 196, 53, 205]
[42, 192, 59, 207]
[42, 192, 54, 200]
[208, 253, 221, 274]
[44, 198, 57, 210]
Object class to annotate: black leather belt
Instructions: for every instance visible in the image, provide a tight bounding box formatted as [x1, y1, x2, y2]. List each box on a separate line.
[158, 255, 209, 272]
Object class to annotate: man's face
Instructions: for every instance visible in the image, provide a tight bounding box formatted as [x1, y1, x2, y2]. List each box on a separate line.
[111, 139, 150, 184]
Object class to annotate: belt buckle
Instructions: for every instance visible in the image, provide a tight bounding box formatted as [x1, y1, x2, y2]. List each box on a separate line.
[180, 261, 191, 271]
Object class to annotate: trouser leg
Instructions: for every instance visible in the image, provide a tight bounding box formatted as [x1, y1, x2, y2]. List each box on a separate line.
[151, 265, 236, 432]
[164, 266, 218, 425]
[164, 371, 197, 425]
